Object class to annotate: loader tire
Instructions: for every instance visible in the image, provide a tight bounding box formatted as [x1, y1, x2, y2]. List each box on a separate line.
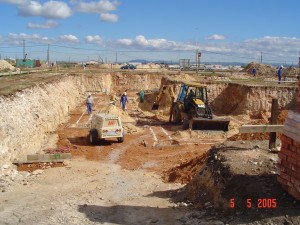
[172, 103, 181, 124]
[182, 116, 190, 130]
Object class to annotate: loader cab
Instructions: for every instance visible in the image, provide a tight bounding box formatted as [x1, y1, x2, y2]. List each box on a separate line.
[177, 83, 208, 113]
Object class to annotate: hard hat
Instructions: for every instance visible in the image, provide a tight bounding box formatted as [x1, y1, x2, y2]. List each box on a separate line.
[124, 92, 127, 95]
[88, 93, 91, 96]
[280, 65, 283, 68]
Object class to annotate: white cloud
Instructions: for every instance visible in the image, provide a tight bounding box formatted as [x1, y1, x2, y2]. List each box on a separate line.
[59, 35, 79, 43]
[76, 0, 120, 22]
[5, 32, 52, 45]
[207, 34, 226, 40]
[112, 35, 197, 51]
[108, 35, 300, 63]
[100, 13, 118, 22]
[1, 32, 81, 45]
[85, 35, 103, 44]
[18, 1, 72, 19]
[116, 38, 132, 46]
[27, 20, 58, 29]
[1, 0, 120, 24]
[134, 35, 177, 49]
[76, 0, 119, 14]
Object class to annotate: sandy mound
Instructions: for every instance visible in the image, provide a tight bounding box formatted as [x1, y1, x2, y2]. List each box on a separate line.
[284, 66, 299, 77]
[243, 62, 298, 78]
[97, 64, 121, 70]
[136, 64, 163, 70]
[97, 104, 142, 134]
[243, 62, 276, 76]
[0, 60, 15, 71]
[105, 105, 135, 123]
[173, 73, 196, 82]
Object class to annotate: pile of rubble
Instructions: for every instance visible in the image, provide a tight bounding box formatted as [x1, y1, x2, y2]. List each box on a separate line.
[104, 104, 143, 134]
[243, 62, 276, 76]
[244, 62, 299, 78]
[0, 60, 15, 71]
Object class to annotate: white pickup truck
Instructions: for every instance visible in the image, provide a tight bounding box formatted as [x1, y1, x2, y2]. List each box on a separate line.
[89, 113, 124, 145]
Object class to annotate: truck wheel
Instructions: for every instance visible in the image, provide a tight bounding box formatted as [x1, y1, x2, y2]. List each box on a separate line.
[117, 135, 124, 143]
[89, 129, 98, 145]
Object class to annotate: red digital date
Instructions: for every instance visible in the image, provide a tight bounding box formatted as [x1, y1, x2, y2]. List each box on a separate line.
[257, 198, 277, 208]
[230, 198, 277, 208]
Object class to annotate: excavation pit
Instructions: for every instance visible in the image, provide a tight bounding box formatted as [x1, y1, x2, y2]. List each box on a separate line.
[0, 67, 299, 224]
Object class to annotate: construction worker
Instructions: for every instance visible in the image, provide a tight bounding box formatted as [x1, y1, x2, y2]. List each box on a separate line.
[252, 67, 257, 77]
[187, 89, 195, 99]
[120, 92, 128, 111]
[277, 66, 283, 84]
[139, 89, 145, 103]
[86, 93, 93, 115]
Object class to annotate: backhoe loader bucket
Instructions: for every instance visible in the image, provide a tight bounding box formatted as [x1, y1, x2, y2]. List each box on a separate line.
[190, 117, 230, 131]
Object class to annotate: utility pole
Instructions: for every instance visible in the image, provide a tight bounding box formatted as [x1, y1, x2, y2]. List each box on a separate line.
[115, 52, 118, 63]
[47, 44, 50, 66]
[196, 50, 201, 74]
[260, 52, 263, 64]
[23, 40, 25, 59]
[196, 50, 198, 74]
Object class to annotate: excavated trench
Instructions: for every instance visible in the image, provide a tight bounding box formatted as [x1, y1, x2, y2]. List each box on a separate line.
[0, 72, 298, 175]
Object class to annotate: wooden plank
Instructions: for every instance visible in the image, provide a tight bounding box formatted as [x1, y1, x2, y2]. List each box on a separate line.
[283, 126, 300, 137]
[14, 159, 65, 164]
[286, 110, 300, 123]
[239, 125, 284, 133]
[283, 111, 300, 141]
[27, 153, 72, 162]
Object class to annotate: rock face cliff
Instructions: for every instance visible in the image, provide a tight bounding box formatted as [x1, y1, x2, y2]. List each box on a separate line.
[209, 83, 297, 116]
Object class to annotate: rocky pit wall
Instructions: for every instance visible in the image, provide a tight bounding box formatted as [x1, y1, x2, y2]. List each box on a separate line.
[209, 83, 297, 116]
[278, 79, 300, 200]
[111, 71, 165, 93]
[157, 77, 298, 117]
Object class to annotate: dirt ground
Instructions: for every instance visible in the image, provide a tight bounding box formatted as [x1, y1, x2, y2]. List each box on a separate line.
[0, 72, 300, 224]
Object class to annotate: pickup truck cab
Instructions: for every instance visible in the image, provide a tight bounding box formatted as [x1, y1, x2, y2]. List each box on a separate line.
[89, 113, 124, 145]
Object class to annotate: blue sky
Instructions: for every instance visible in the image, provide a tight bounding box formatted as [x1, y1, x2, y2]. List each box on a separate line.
[0, 0, 300, 65]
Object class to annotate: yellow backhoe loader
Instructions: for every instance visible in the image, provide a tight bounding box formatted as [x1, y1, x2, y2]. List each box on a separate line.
[152, 81, 230, 131]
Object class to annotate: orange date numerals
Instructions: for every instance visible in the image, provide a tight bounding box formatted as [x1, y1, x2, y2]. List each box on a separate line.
[230, 198, 235, 208]
[230, 198, 277, 209]
[257, 198, 277, 208]
[246, 198, 252, 208]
